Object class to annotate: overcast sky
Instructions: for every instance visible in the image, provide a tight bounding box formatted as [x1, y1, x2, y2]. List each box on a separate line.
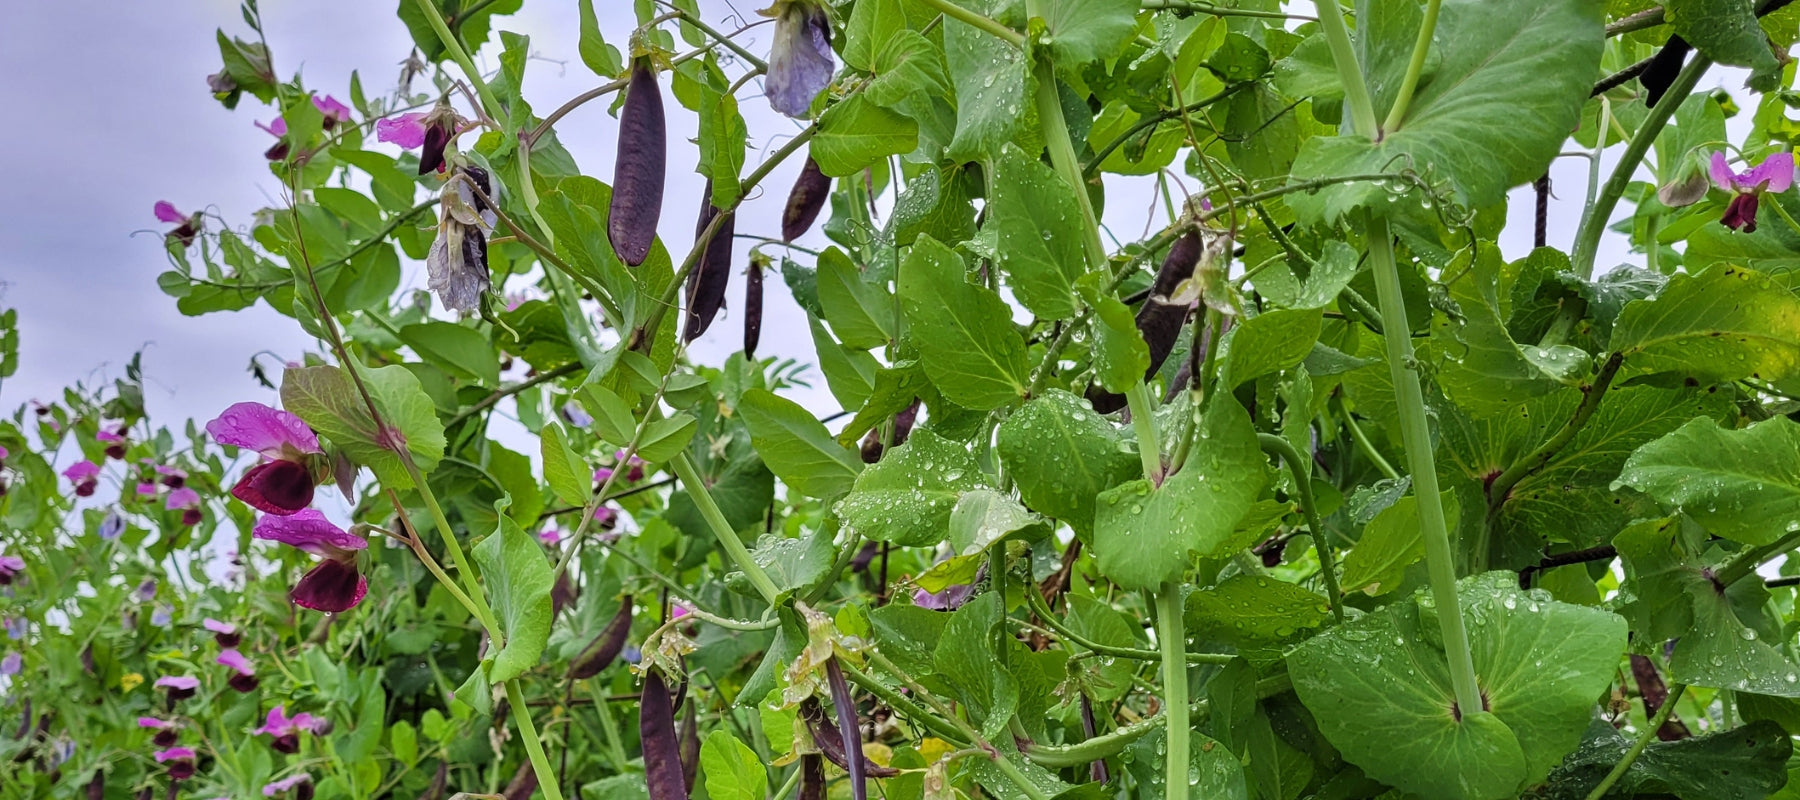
[0, 1, 1738, 437]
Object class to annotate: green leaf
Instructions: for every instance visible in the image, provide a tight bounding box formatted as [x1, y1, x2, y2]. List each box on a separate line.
[944, 5, 1031, 161]
[992, 143, 1088, 320]
[949, 489, 1050, 555]
[389, 720, 418, 766]
[817, 247, 894, 350]
[866, 29, 952, 110]
[1608, 266, 1800, 386]
[836, 361, 928, 447]
[540, 422, 590, 507]
[576, 0, 624, 77]
[697, 87, 747, 208]
[813, 94, 920, 177]
[1252, 240, 1361, 310]
[1041, 0, 1138, 65]
[1122, 728, 1250, 800]
[1289, 0, 1604, 222]
[1432, 255, 1585, 415]
[1076, 273, 1150, 393]
[474, 504, 554, 684]
[1666, 0, 1781, 89]
[396, 322, 498, 386]
[1289, 573, 1627, 800]
[281, 365, 445, 489]
[836, 430, 987, 547]
[809, 315, 879, 410]
[742, 531, 836, 599]
[700, 730, 767, 800]
[996, 389, 1138, 537]
[1185, 574, 1330, 647]
[843, 0, 935, 72]
[1541, 719, 1793, 800]
[1341, 490, 1458, 596]
[899, 236, 1030, 410]
[738, 388, 862, 501]
[1218, 308, 1322, 388]
[932, 593, 1020, 739]
[1093, 397, 1266, 590]
[581, 385, 637, 447]
[1618, 416, 1800, 546]
[634, 414, 698, 464]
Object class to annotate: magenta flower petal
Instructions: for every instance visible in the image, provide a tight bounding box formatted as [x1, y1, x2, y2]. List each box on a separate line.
[0, 653, 19, 675]
[216, 648, 254, 676]
[203, 618, 236, 635]
[1710, 151, 1737, 192]
[154, 747, 196, 762]
[205, 402, 320, 459]
[538, 529, 562, 545]
[96, 429, 125, 444]
[136, 482, 158, 497]
[0, 555, 25, 573]
[257, 117, 287, 137]
[312, 95, 352, 123]
[256, 706, 294, 736]
[264, 774, 311, 796]
[232, 459, 316, 514]
[1747, 151, 1795, 194]
[166, 487, 201, 510]
[290, 558, 368, 612]
[0, 445, 8, 459]
[155, 676, 200, 691]
[375, 113, 429, 149]
[62, 460, 100, 483]
[253, 509, 365, 559]
[154, 201, 186, 224]
[138, 717, 176, 730]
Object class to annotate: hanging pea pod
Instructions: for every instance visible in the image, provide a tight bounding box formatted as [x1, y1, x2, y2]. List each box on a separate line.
[825, 657, 867, 800]
[502, 760, 537, 800]
[684, 184, 735, 341]
[1089, 229, 1202, 413]
[800, 696, 900, 779]
[798, 754, 825, 800]
[609, 57, 666, 267]
[782, 157, 830, 241]
[640, 670, 690, 800]
[678, 698, 700, 792]
[567, 596, 634, 680]
[417, 762, 448, 800]
[744, 257, 765, 357]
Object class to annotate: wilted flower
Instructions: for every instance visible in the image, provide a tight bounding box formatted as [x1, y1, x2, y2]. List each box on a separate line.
[0, 652, 19, 675]
[154, 747, 197, 781]
[761, 0, 835, 117]
[426, 166, 497, 312]
[253, 509, 369, 613]
[263, 773, 313, 799]
[256, 706, 325, 754]
[0, 554, 23, 585]
[154, 201, 202, 247]
[203, 618, 241, 648]
[154, 675, 200, 701]
[206, 402, 326, 515]
[1710, 151, 1795, 233]
[217, 648, 258, 693]
[138, 717, 182, 748]
[167, 487, 203, 526]
[63, 460, 100, 497]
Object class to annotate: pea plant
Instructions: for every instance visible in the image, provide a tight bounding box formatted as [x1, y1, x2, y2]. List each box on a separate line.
[8, 0, 1800, 797]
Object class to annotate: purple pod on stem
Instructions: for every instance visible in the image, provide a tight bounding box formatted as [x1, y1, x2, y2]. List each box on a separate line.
[609, 57, 666, 267]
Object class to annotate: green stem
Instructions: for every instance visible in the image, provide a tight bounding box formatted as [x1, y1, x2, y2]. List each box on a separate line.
[1582, 683, 1686, 800]
[1716, 528, 1800, 587]
[1125, 383, 1164, 482]
[1381, 0, 1442, 132]
[1155, 581, 1188, 800]
[401, 458, 503, 639]
[1365, 215, 1482, 714]
[841, 660, 970, 746]
[1026, 588, 1232, 664]
[1084, 84, 1248, 177]
[1308, 0, 1380, 137]
[1337, 398, 1400, 480]
[658, 1, 768, 71]
[585, 682, 631, 771]
[413, 0, 510, 130]
[1027, 44, 1109, 275]
[1570, 56, 1711, 279]
[1139, 0, 1315, 21]
[671, 452, 783, 604]
[913, 0, 1025, 47]
[1486, 352, 1624, 510]
[446, 361, 581, 429]
[505, 681, 566, 800]
[1257, 434, 1344, 623]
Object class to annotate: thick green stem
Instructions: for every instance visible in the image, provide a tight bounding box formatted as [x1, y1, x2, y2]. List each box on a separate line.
[1570, 56, 1711, 278]
[1028, 52, 1109, 275]
[1125, 383, 1164, 482]
[1366, 216, 1482, 714]
[671, 452, 782, 604]
[1716, 528, 1800, 587]
[1026, 587, 1233, 664]
[1336, 397, 1400, 480]
[1308, 0, 1380, 137]
[401, 458, 503, 638]
[585, 682, 631, 770]
[1139, 0, 1314, 21]
[1257, 434, 1345, 623]
[1583, 683, 1687, 800]
[1155, 580, 1188, 800]
[1381, 0, 1442, 132]
[505, 681, 567, 800]
[413, 0, 510, 130]
[914, 0, 1025, 47]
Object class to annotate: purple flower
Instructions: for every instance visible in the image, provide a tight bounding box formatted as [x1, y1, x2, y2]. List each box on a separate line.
[256, 706, 324, 754]
[0, 444, 7, 461]
[154, 747, 197, 781]
[204, 618, 242, 648]
[206, 402, 324, 515]
[1710, 151, 1795, 233]
[538, 528, 562, 546]
[139, 716, 182, 748]
[593, 507, 619, 529]
[4, 617, 23, 640]
[264, 774, 312, 798]
[613, 451, 647, 483]
[912, 583, 976, 611]
[135, 579, 157, 602]
[375, 113, 429, 149]
[0, 652, 19, 675]
[63, 460, 100, 497]
[154, 202, 202, 248]
[256, 117, 290, 160]
[253, 509, 369, 613]
[136, 482, 158, 498]
[155, 675, 200, 700]
[154, 201, 185, 224]
[218, 648, 259, 693]
[312, 95, 351, 129]
[380, 102, 465, 174]
[99, 512, 124, 540]
[560, 401, 593, 429]
[763, 0, 835, 117]
[0, 555, 23, 585]
[167, 487, 203, 526]
[97, 427, 127, 458]
[151, 604, 174, 627]
[157, 464, 188, 489]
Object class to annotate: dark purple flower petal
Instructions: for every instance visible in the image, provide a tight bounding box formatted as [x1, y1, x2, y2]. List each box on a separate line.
[233, 459, 316, 515]
[289, 558, 368, 612]
[1722, 192, 1761, 232]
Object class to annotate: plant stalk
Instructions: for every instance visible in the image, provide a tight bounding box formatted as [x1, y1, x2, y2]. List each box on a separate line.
[1308, 0, 1380, 136]
[1583, 683, 1687, 800]
[670, 452, 783, 604]
[505, 681, 567, 800]
[1258, 434, 1345, 622]
[913, 0, 1025, 47]
[1381, 0, 1442, 132]
[1125, 383, 1164, 482]
[413, 0, 510, 130]
[1155, 580, 1189, 800]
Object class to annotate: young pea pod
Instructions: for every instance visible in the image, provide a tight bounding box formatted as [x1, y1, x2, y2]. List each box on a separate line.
[799, 754, 826, 800]
[640, 670, 690, 800]
[1640, 35, 1692, 108]
[782, 157, 830, 241]
[567, 595, 634, 680]
[799, 698, 900, 779]
[609, 57, 666, 267]
[417, 762, 448, 800]
[503, 760, 538, 800]
[679, 698, 700, 792]
[744, 257, 765, 357]
[825, 657, 867, 800]
[684, 185, 735, 342]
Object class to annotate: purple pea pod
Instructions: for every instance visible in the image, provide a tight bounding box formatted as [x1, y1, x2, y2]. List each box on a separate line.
[1089, 230, 1203, 413]
[799, 698, 901, 779]
[799, 754, 825, 800]
[782, 157, 830, 241]
[640, 671, 690, 800]
[503, 760, 537, 800]
[567, 596, 634, 680]
[609, 57, 666, 267]
[826, 657, 867, 800]
[679, 699, 699, 792]
[417, 762, 448, 800]
[684, 186, 735, 342]
[744, 257, 765, 357]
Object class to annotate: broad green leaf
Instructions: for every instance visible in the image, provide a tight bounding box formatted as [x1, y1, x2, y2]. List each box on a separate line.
[1218, 308, 1322, 388]
[700, 730, 767, 800]
[1063, 595, 1147, 702]
[633, 414, 697, 464]
[866, 29, 952, 110]
[1185, 574, 1330, 647]
[581, 384, 637, 446]
[474, 505, 554, 684]
[1289, 572, 1627, 800]
[809, 315, 879, 410]
[817, 246, 894, 349]
[1122, 728, 1250, 800]
[836, 430, 986, 547]
[1666, 0, 1781, 89]
[539, 422, 590, 507]
[836, 361, 928, 447]
[741, 531, 835, 599]
[576, 0, 624, 77]
[813, 94, 919, 177]
[996, 390, 1138, 537]
[737, 388, 862, 501]
[1540, 719, 1792, 800]
[1341, 490, 1459, 596]
[1076, 273, 1150, 392]
[389, 720, 418, 766]
[697, 86, 747, 207]
[933, 593, 1019, 739]
[1252, 240, 1360, 310]
[396, 323, 498, 386]
[281, 365, 445, 489]
[1289, 0, 1604, 222]
[1609, 266, 1800, 385]
[992, 143, 1088, 320]
[843, 0, 935, 72]
[1432, 253, 1586, 414]
[1040, 0, 1138, 65]
[899, 236, 1029, 410]
[948, 489, 1050, 555]
[1093, 397, 1265, 590]
[943, 3, 1031, 161]
[1618, 416, 1800, 546]
[889, 166, 978, 248]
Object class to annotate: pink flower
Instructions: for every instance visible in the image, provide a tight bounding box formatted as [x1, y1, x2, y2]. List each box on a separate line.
[312, 95, 351, 128]
[671, 604, 690, 620]
[166, 487, 203, 526]
[0, 444, 8, 460]
[593, 507, 618, 529]
[263, 774, 312, 797]
[156, 464, 188, 489]
[1710, 151, 1795, 233]
[155, 675, 200, 702]
[0, 653, 18, 675]
[136, 482, 158, 498]
[218, 648, 259, 693]
[153, 201, 185, 224]
[256, 706, 325, 754]
[204, 617, 242, 647]
[253, 509, 368, 613]
[154, 747, 197, 780]
[0, 554, 23, 585]
[206, 402, 324, 515]
[611, 451, 646, 483]
[139, 717, 181, 747]
[375, 113, 429, 149]
[538, 528, 562, 546]
[63, 460, 100, 497]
